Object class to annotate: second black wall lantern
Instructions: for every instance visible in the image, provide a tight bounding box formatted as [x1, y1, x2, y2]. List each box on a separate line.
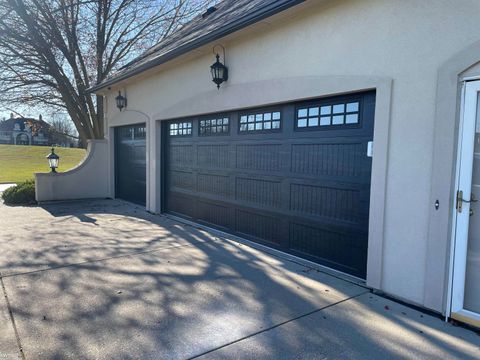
[115, 91, 127, 111]
[211, 45, 228, 89]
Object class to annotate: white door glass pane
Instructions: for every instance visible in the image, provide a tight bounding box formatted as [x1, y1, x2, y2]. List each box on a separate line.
[464, 93, 480, 313]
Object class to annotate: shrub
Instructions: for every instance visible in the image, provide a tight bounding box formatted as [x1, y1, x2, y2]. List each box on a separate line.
[2, 179, 36, 205]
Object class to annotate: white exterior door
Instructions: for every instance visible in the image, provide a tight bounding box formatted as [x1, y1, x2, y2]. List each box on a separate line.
[451, 80, 480, 327]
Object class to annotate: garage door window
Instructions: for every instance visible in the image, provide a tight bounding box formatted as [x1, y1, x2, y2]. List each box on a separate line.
[199, 117, 229, 135]
[297, 101, 360, 129]
[169, 122, 192, 136]
[239, 111, 281, 133]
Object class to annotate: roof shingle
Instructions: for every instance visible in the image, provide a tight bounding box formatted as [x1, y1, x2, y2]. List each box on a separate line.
[89, 0, 304, 92]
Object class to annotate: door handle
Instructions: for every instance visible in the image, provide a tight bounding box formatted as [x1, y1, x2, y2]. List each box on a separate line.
[456, 190, 478, 213]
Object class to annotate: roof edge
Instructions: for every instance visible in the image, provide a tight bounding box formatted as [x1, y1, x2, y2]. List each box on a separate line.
[88, 0, 306, 93]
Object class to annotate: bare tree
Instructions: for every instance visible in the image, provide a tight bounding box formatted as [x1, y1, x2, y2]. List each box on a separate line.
[49, 113, 77, 143]
[0, 0, 213, 144]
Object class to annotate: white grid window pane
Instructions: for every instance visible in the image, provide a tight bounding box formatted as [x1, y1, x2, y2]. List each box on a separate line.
[320, 116, 331, 126]
[346, 102, 359, 112]
[199, 117, 230, 135]
[298, 109, 308, 117]
[170, 122, 192, 136]
[332, 115, 344, 125]
[333, 104, 345, 114]
[309, 107, 319, 116]
[346, 114, 359, 124]
[308, 117, 319, 127]
[320, 106, 331, 115]
[239, 111, 281, 132]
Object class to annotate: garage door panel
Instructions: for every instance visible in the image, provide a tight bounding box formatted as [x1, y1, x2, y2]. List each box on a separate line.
[289, 182, 361, 223]
[235, 143, 284, 172]
[169, 169, 195, 191]
[169, 144, 194, 167]
[289, 222, 367, 276]
[235, 209, 285, 246]
[197, 200, 230, 230]
[197, 173, 230, 197]
[235, 177, 282, 209]
[164, 91, 375, 278]
[166, 193, 195, 219]
[290, 141, 366, 178]
[197, 144, 230, 168]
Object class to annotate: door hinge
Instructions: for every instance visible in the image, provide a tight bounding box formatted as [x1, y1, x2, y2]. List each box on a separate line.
[457, 190, 463, 213]
[456, 190, 478, 213]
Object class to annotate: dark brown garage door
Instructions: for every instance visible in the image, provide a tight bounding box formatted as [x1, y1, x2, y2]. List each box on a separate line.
[163, 91, 375, 278]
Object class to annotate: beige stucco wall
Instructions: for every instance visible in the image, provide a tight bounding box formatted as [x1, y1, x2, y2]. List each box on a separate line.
[100, 0, 480, 312]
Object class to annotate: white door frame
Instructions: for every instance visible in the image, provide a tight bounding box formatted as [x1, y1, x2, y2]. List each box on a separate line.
[448, 80, 480, 326]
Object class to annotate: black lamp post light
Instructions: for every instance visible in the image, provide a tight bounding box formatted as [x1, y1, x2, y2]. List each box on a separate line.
[211, 45, 228, 89]
[116, 91, 127, 111]
[46, 147, 60, 173]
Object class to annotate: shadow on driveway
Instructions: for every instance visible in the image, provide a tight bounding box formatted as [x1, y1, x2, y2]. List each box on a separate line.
[0, 199, 478, 359]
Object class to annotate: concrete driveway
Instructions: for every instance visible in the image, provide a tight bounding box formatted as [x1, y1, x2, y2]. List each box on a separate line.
[0, 200, 479, 359]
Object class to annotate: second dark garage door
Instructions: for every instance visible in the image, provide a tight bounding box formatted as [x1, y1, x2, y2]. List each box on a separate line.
[115, 124, 147, 205]
[163, 92, 375, 278]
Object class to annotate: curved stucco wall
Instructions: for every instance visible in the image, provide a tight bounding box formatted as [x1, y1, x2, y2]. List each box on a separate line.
[35, 140, 110, 202]
[100, 0, 480, 312]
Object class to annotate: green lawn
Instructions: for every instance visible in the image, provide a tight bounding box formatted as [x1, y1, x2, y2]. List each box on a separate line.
[0, 145, 87, 183]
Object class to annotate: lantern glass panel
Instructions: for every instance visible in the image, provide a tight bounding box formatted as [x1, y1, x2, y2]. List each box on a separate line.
[49, 157, 59, 169]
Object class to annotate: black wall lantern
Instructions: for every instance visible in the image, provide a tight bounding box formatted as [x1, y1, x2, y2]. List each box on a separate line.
[211, 45, 228, 89]
[115, 91, 127, 111]
[46, 147, 59, 173]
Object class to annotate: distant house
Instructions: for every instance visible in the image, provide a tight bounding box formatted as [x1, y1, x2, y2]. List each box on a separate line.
[0, 114, 52, 146]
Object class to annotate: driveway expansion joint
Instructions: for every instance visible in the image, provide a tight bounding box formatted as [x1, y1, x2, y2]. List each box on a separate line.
[188, 290, 370, 359]
[1, 276, 26, 360]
